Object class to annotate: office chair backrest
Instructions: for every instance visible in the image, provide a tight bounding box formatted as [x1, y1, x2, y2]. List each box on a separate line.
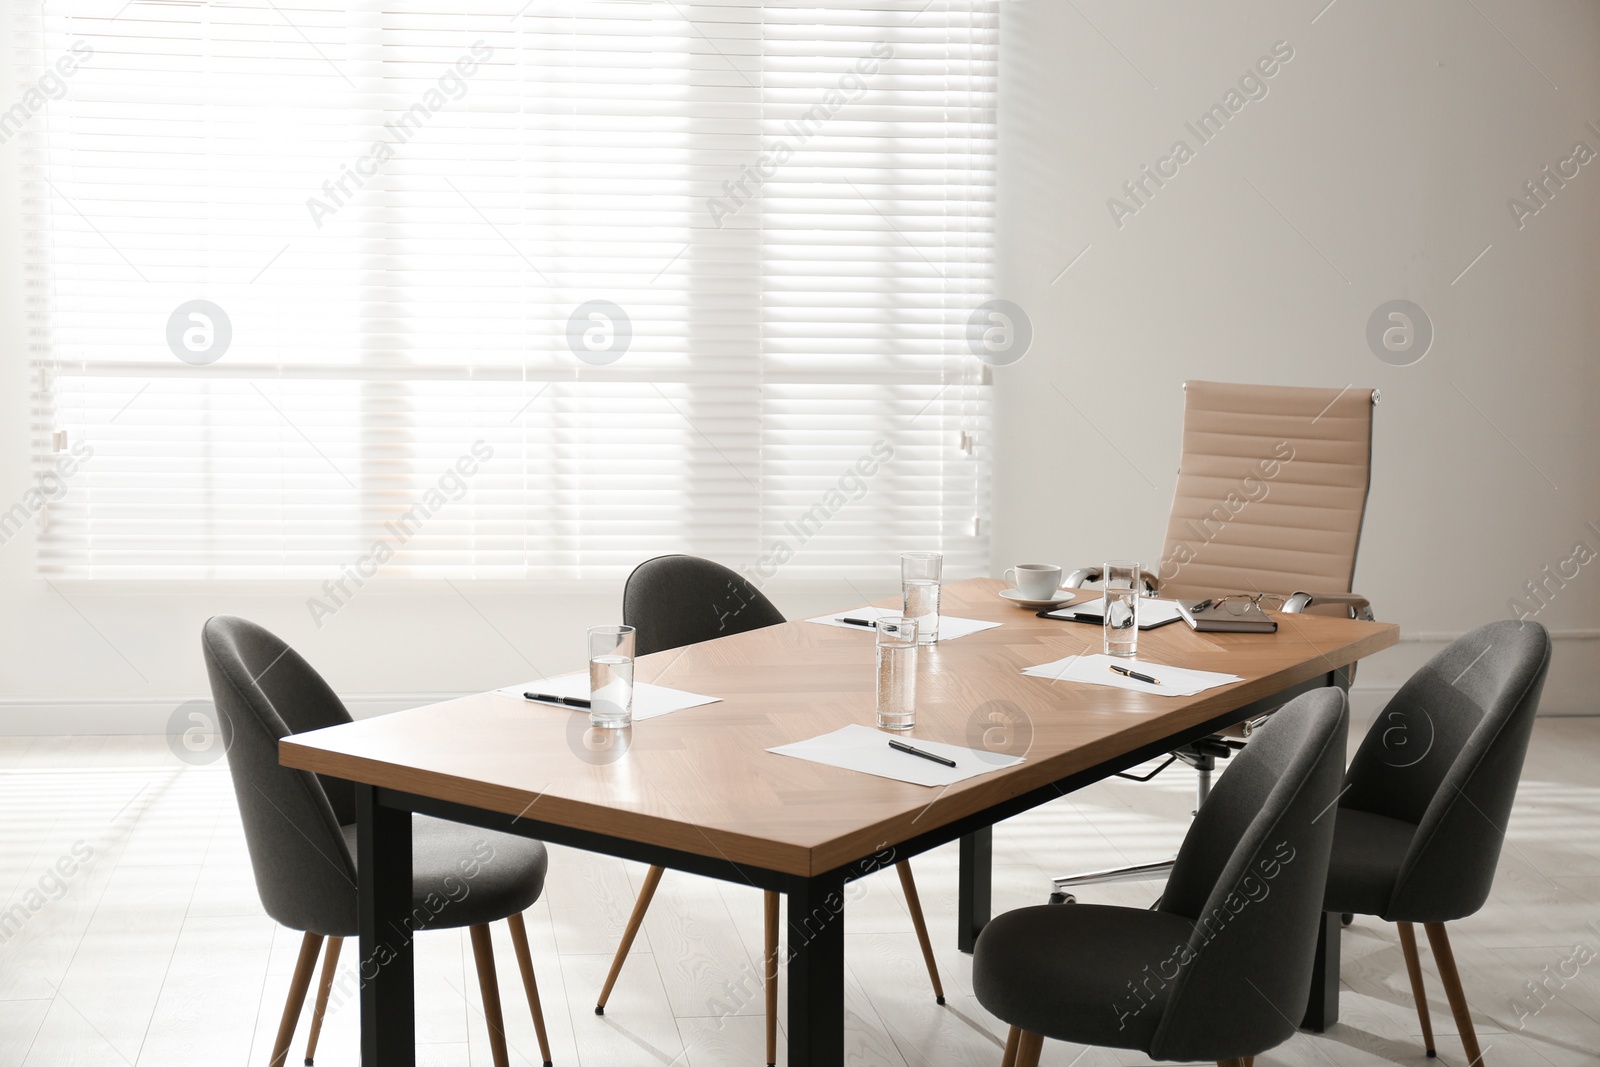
[1342, 619, 1551, 921]
[623, 554, 786, 657]
[1158, 381, 1375, 601]
[202, 615, 358, 936]
[1149, 687, 1349, 1062]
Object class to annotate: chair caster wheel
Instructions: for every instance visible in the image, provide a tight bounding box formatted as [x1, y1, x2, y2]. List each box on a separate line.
[1048, 891, 1075, 905]
[1341, 912, 1353, 926]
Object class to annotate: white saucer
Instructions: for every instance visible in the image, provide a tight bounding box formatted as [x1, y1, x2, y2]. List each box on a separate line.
[998, 587, 1080, 608]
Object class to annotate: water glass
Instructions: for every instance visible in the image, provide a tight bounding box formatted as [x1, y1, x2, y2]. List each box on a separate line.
[1102, 560, 1141, 658]
[588, 624, 636, 728]
[875, 617, 919, 730]
[900, 551, 943, 645]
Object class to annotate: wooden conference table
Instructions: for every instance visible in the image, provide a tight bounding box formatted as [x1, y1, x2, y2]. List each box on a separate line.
[281, 577, 1397, 1066]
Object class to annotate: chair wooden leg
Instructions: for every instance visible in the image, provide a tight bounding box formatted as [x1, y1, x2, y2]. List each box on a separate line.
[1397, 922, 1437, 1056]
[505, 913, 554, 1067]
[1014, 1029, 1044, 1067]
[896, 861, 946, 1004]
[1424, 922, 1485, 1065]
[270, 932, 324, 1067]
[999, 1025, 1020, 1067]
[764, 890, 779, 1067]
[595, 864, 665, 1014]
[303, 935, 343, 1066]
[470, 924, 511, 1067]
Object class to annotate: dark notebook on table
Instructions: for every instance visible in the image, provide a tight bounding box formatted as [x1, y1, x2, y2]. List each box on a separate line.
[1176, 597, 1279, 634]
[1039, 596, 1184, 630]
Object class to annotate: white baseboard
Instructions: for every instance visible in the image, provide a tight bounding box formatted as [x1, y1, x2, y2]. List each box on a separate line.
[0, 681, 1591, 737]
[3, 629, 1596, 736]
[0, 694, 461, 736]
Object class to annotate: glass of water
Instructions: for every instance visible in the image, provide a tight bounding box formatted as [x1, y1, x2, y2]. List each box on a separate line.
[875, 617, 919, 730]
[900, 551, 943, 645]
[1102, 560, 1141, 658]
[588, 624, 636, 729]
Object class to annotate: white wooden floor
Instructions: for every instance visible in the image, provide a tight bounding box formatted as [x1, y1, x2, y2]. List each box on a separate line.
[2, 714, 1599, 1067]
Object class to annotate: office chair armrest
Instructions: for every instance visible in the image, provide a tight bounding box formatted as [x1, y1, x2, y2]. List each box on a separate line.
[1064, 567, 1101, 588]
[1065, 566, 1162, 594]
[1283, 591, 1374, 621]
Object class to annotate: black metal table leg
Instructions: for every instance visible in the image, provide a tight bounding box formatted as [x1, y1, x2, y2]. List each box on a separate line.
[786, 869, 847, 1067]
[1302, 909, 1341, 1031]
[1297, 666, 1351, 1032]
[357, 785, 415, 1067]
[957, 827, 992, 953]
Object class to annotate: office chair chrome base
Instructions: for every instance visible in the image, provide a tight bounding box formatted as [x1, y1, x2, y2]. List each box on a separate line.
[1049, 736, 1238, 903]
[1049, 856, 1177, 904]
[1051, 856, 1178, 891]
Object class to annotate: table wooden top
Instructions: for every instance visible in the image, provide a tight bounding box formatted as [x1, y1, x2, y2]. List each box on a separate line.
[280, 578, 1397, 876]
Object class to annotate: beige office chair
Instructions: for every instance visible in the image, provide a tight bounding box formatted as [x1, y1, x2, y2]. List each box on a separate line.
[1051, 380, 1378, 903]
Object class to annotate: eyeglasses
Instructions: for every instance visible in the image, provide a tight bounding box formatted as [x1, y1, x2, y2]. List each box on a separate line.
[1192, 593, 1288, 616]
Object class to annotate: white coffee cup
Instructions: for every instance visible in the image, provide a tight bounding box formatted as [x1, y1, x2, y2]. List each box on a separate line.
[1004, 563, 1063, 600]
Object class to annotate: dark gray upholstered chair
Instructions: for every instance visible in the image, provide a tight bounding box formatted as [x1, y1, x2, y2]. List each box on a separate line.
[623, 552, 787, 656]
[1325, 619, 1551, 1065]
[203, 615, 555, 1067]
[596, 554, 944, 1067]
[974, 687, 1350, 1067]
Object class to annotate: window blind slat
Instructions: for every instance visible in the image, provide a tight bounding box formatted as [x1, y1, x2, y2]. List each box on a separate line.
[17, 0, 994, 581]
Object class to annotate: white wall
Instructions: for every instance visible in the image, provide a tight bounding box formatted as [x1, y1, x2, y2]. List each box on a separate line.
[991, 0, 1600, 714]
[2, 1, 1595, 734]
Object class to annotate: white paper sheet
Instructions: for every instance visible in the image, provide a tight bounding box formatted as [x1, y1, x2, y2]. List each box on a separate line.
[1021, 653, 1242, 697]
[768, 723, 1025, 787]
[805, 605, 1002, 641]
[496, 674, 721, 721]
[1044, 596, 1186, 628]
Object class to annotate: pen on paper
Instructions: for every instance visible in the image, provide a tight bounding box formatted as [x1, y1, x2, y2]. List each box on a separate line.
[887, 739, 958, 768]
[1108, 664, 1161, 686]
[524, 692, 592, 708]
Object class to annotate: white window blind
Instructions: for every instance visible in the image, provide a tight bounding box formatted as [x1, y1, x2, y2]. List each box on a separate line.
[14, 0, 995, 581]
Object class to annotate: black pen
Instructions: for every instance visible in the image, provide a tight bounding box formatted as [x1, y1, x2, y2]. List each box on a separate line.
[1108, 664, 1161, 686]
[1190, 598, 1214, 613]
[523, 692, 592, 708]
[887, 739, 958, 768]
[837, 617, 878, 628]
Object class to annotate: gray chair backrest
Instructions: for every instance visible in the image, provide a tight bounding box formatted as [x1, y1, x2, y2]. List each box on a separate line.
[623, 554, 786, 657]
[202, 615, 359, 936]
[1150, 687, 1349, 1062]
[1341, 619, 1551, 921]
